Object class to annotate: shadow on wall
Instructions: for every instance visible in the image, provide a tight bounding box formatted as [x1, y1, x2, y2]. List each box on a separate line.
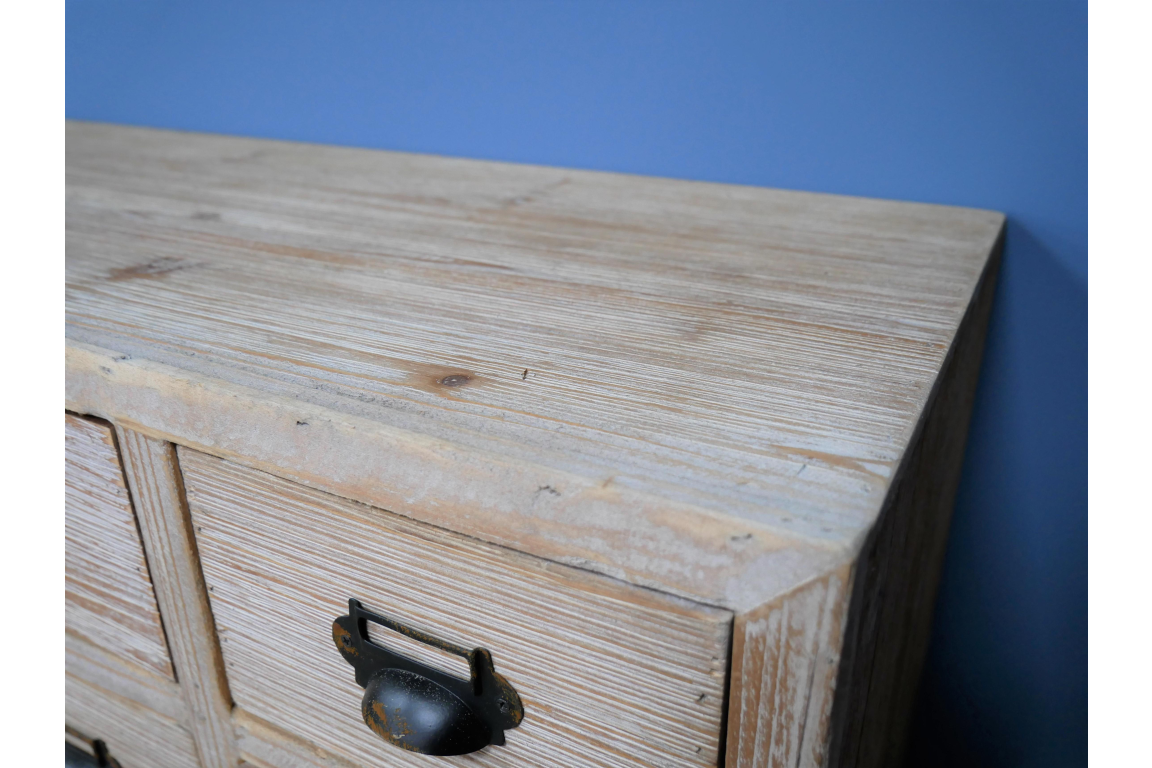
[907, 223, 1088, 768]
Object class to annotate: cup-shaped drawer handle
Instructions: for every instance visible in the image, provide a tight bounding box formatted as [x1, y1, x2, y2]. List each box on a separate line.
[332, 598, 524, 756]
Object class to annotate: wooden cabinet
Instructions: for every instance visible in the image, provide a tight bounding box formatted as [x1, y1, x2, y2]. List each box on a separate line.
[66, 121, 1003, 767]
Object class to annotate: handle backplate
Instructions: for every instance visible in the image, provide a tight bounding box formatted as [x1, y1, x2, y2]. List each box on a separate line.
[332, 599, 524, 756]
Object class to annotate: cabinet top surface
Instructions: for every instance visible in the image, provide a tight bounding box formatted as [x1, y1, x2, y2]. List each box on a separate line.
[66, 121, 1001, 606]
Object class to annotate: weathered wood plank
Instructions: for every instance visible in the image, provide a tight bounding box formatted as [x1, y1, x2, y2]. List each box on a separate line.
[66, 121, 1004, 611]
[823, 232, 1003, 768]
[65, 413, 174, 680]
[117, 428, 239, 768]
[67, 340, 840, 613]
[726, 566, 852, 768]
[66, 632, 186, 723]
[65, 671, 200, 768]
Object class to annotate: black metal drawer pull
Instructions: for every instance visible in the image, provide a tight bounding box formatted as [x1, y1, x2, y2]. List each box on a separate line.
[332, 598, 524, 756]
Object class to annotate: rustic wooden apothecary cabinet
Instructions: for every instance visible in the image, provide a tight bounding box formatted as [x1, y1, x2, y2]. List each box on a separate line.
[65, 121, 1003, 768]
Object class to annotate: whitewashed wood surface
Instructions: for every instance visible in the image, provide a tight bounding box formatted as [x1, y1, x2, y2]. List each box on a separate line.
[65, 413, 174, 680]
[66, 669, 199, 768]
[180, 448, 731, 768]
[726, 566, 852, 768]
[65, 122, 1003, 612]
[66, 632, 185, 724]
[116, 428, 238, 768]
[63, 123, 1006, 768]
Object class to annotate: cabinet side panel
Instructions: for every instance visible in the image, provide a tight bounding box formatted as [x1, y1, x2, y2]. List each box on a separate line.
[825, 232, 1003, 767]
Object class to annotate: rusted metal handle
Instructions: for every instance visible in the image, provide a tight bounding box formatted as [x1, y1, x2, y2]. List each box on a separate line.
[332, 599, 524, 756]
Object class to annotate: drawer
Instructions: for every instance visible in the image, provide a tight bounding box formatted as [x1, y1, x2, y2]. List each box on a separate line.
[66, 413, 201, 768]
[180, 448, 732, 767]
[65, 671, 199, 768]
[65, 413, 173, 679]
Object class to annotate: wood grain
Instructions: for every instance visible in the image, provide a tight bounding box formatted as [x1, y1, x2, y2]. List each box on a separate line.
[726, 567, 852, 768]
[722, 234, 1002, 767]
[234, 710, 363, 768]
[66, 632, 185, 723]
[65, 412, 174, 679]
[823, 234, 1003, 768]
[66, 670, 200, 768]
[64, 123, 1005, 766]
[179, 448, 732, 768]
[116, 427, 239, 768]
[67, 340, 840, 613]
[66, 121, 1005, 611]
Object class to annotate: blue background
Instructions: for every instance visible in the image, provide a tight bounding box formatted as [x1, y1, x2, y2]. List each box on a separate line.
[66, 2, 1087, 765]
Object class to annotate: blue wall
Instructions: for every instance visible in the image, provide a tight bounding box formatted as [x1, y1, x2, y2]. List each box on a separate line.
[67, 3, 1087, 765]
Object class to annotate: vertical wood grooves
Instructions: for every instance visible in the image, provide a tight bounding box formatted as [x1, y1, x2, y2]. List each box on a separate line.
[116, 428, 238, 768]
[791, 574, 833, 766]
[725, 566, 852, 768]
[798, 567, 847, 766]
[106, 419, 181, 681]
[716, 622, 736, 768]
[762, 599, 788, 766]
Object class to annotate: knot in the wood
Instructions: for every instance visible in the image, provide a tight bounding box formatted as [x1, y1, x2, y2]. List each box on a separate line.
[438, 374, 471, 387]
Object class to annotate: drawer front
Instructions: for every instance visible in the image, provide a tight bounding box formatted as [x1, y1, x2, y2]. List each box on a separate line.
[66, 671, 199, 768]
[180, 448, 732, 767]
[65, 413, 174, 679]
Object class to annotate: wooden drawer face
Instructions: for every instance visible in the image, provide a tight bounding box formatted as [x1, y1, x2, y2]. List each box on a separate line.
[65, 413, 173, 680]
[66, 671, 199, 768]
[180, 448, 732, 767]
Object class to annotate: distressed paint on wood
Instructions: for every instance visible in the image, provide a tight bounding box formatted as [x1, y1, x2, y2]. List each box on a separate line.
[65, 413, 174, 680]
[66, 121, 1005, 612]
[116, 428, 239, 768]
[180, 448, 732, 768]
